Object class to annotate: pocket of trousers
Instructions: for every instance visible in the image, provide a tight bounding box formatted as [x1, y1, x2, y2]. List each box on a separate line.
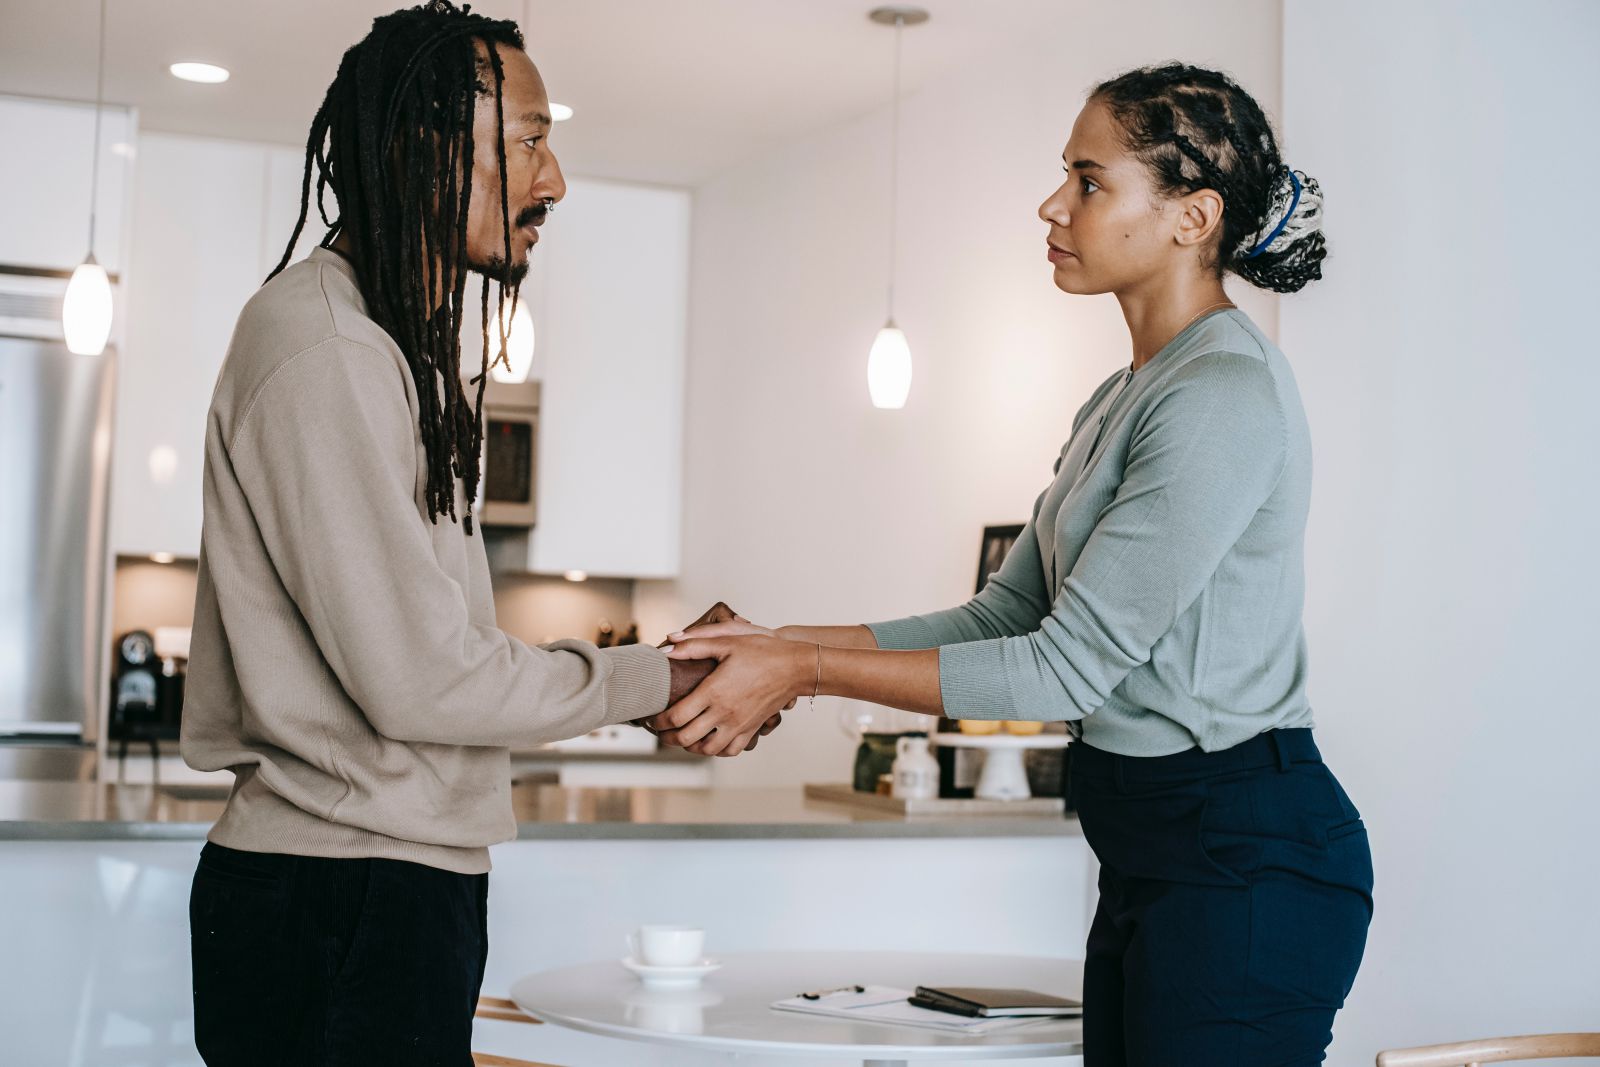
[197, 843, 291, 887]
[1074, 775, 1248, 887]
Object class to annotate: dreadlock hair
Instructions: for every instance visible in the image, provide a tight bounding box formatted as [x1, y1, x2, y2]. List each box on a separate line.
[268, 0, 527, 534]
[1091, 63, 1326, 294]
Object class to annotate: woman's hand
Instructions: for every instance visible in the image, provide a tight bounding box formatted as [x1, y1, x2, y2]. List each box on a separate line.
[668, 616, 799, 711]
[648, 635, 813, 757]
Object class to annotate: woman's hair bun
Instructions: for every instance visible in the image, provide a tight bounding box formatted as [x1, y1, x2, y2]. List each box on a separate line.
[1232, 167, 1326, 294]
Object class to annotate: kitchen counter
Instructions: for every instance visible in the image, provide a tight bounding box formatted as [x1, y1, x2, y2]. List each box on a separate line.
[0, 780, 1079, 842]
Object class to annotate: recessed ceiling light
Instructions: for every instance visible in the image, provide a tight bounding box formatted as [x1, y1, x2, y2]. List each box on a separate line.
[550, 102, 573, 122]
[169, 62, 230, 84]
[564, 570, 588, 582]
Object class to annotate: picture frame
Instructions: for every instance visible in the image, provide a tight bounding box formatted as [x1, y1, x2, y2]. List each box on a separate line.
[975, 523, 1026, 594]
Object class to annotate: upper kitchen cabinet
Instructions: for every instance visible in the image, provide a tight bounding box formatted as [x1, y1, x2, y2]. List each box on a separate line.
[111, 135, 315, 559]
[0, 95, 134, 274]
[521, 178, 689, 579]
[110, 147, 688, 575]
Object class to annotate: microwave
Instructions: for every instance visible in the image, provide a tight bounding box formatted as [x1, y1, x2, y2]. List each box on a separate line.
[478, 378, 540, 527]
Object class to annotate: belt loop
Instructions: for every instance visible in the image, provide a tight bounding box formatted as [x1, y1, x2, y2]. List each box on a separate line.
[1269, 730, 1292, 772]
[1112, 754, 1127, 792]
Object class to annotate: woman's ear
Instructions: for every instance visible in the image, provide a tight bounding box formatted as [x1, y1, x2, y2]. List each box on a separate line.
[1174, 189, 1226, 250]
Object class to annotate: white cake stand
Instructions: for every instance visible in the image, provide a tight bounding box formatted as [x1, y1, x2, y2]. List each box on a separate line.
[929, 732, 1072, 801]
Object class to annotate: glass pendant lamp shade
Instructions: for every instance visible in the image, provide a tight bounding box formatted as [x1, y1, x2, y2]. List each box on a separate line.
[63, 255, 113, 355]
[867, 321, 912, 409]
[489, 300, 536, 384]
[864, 7, 925, 409]
[66, 0, 113, 355]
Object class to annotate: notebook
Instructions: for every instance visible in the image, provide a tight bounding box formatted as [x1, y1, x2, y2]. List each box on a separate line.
[770, 985, 1046, 1035]
[908, 986, 1084, 1018]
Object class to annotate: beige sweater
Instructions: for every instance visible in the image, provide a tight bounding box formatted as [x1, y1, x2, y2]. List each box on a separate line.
[181, 247, 670, 874]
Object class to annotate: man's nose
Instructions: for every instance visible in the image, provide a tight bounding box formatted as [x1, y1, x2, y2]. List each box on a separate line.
[539, 151, 567, 205]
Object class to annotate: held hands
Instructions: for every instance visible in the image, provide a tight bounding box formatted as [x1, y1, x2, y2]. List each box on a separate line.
[651, 634, 813, 757]
[642, 603, 804, 757]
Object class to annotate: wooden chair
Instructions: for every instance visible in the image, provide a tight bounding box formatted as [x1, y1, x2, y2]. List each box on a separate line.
[1376, 1033, 1600, 1066]
[472, 995, 563, 1067]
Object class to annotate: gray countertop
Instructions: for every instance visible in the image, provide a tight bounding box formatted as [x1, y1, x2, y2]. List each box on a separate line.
[0, 780, 1080, 842]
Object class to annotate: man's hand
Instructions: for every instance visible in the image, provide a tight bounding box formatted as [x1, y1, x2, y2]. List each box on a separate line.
[659, 601, 740, 648]
[647, 635, 811, 757]
[668, 656, 715, 706]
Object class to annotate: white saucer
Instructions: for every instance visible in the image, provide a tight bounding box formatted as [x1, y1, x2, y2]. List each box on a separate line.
[620, 956, 722, 989]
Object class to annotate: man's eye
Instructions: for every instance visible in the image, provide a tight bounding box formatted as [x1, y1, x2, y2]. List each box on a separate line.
[522, 137, 542, 150]
[1081, 178, 1099, 194]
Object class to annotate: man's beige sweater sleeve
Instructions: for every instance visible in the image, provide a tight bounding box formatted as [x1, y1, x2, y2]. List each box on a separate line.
[226, 335, 669, 747]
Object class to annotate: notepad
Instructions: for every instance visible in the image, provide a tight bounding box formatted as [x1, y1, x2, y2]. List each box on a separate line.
[909, 986, 1083, 1018]
[770, 985, 1045, 1035]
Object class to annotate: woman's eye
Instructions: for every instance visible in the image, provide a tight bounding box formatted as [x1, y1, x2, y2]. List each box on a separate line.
[1081, 178, 1099, 194]
[522, 137, 543, 151]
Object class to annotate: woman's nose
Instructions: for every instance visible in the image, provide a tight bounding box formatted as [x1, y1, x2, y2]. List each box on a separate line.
[1039, 186, 1069, 226]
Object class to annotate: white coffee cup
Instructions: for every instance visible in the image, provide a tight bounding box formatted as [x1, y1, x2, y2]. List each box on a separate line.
[627, 925, 705, 968]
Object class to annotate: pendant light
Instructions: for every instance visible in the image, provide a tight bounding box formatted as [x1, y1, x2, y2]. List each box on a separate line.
[865, 6, 926, 410]
[489, 300, 536, 384]
[63, 0, 113, 356]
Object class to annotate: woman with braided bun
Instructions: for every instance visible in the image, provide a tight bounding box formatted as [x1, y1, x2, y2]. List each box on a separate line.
[652, 63, 1370, 1065]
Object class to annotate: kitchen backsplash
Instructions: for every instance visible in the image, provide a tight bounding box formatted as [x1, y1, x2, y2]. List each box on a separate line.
[112, 555, 640, 650]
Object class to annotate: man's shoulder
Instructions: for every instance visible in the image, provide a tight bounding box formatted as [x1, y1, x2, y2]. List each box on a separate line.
[233, 253, 395, 363]
[209, 254, 406, 438]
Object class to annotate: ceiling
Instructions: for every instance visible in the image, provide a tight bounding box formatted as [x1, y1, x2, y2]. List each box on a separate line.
[0, 0, 1075, 187]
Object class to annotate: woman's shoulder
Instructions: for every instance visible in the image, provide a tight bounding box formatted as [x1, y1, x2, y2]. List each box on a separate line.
[1143, 310, 1308, 449]
[1156, 310, 1300, 398]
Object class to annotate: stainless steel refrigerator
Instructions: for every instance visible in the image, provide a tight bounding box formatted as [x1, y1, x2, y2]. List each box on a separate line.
[0, 334, 114, 773]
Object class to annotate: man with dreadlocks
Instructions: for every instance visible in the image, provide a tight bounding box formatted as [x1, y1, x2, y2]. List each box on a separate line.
[179, 4, 767, 1062]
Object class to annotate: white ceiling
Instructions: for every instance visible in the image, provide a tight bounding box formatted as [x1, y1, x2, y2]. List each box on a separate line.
[0, 0, 1075, 187]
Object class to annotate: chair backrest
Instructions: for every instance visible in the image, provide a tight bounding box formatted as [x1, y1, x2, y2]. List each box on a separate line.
[1377, 1033, 1600, 1066]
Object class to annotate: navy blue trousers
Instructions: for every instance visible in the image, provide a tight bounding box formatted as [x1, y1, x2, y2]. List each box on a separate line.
[1068, 729, 1373, 1067]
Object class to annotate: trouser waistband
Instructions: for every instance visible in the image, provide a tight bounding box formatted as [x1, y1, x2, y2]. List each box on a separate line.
[1068, 728, 1321, 786]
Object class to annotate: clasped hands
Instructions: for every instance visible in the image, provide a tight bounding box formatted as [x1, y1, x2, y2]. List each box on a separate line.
[639, 602, 813, 757]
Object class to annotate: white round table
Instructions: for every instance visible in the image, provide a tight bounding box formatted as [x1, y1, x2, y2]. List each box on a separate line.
[511, 950, 1083, 1067]
[930, 733, 1073, 801]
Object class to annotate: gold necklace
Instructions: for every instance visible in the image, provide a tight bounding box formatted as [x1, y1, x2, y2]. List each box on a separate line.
[1176, 299, 1236, 336]
[1132, 300, 1238, 375]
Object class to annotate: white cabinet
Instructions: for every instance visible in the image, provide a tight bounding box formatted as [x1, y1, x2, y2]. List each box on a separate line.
[111, 148, 687, 575]
[111, 135, 315, 559]
[518, 178, 689, 578]
[0, 95, 134, 274]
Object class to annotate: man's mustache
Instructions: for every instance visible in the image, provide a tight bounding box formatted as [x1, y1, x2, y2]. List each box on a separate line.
[514, 202, 550, 229]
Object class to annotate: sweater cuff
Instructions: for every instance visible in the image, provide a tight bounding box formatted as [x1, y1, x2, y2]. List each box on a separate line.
[598, 644, 672, 725]
[866, 616, 942, 650]
[937, 639, 1018, 720]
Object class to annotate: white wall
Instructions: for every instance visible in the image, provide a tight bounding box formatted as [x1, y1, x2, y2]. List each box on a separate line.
[636, 1, 1283, 785]
[1280, 1, 1600, 1061]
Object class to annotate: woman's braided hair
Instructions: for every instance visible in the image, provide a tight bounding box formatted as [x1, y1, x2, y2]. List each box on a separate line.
[1092, 63, 1326, 294]
[267, 0, 525, 534]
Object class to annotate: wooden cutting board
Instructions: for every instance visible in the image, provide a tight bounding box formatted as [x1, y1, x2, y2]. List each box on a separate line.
[804, 782, 1064, 817]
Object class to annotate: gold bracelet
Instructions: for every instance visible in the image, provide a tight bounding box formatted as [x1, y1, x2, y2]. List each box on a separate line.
[810, 643, 823, 711]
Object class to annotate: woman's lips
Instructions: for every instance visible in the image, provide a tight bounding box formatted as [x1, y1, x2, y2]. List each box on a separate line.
[1047, 242, 1075, 263]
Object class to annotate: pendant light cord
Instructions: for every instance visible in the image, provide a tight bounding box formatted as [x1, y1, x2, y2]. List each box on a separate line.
[87, 0, 107, 255]
[885, 13, 903, 322]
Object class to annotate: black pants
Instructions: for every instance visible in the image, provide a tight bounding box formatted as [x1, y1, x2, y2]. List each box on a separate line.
[189, 842, 489, 1066]
[1068, 729, 1373, 1067]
